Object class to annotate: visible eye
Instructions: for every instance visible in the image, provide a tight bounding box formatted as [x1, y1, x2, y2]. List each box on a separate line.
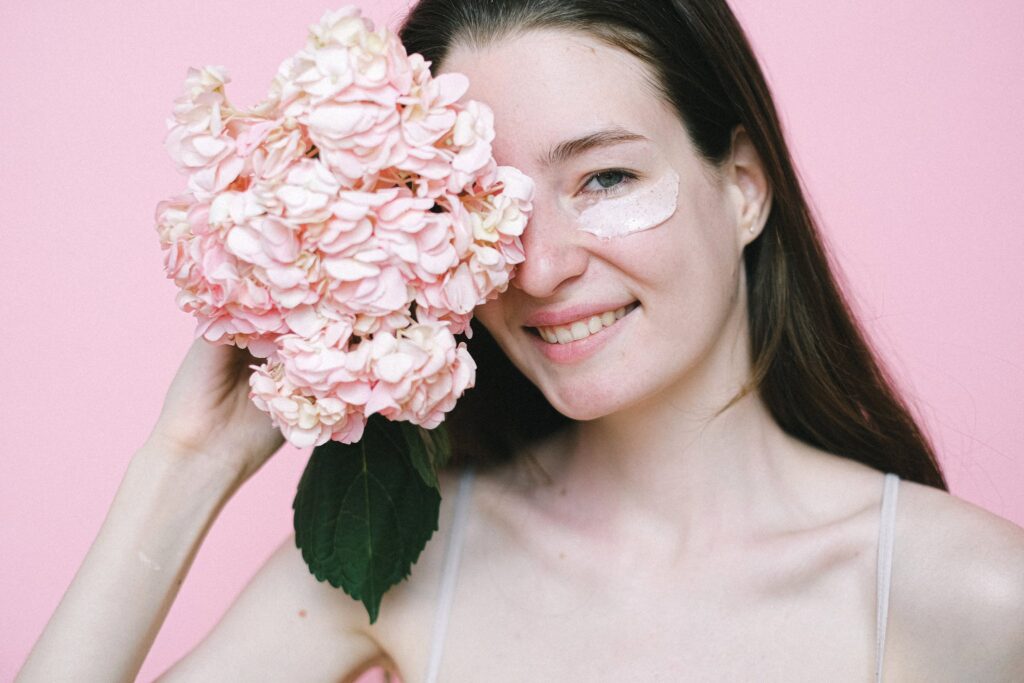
[580, 169, 638, 197]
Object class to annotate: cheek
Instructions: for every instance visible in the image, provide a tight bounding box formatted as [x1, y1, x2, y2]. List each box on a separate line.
[471, 296, 505, 334]
[669, 232, 741, 344]
[624, 185, 739, 318]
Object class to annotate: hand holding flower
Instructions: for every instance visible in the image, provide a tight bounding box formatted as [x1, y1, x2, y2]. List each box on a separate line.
[145, 336, 286, 485]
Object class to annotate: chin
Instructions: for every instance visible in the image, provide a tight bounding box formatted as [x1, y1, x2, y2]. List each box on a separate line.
[541, 377, 643, 421]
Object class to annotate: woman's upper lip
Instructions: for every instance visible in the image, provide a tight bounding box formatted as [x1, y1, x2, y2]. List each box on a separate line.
[522, 300, 638, 328]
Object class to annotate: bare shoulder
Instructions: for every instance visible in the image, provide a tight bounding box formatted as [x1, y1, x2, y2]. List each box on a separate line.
[892, 479, 1024, 680]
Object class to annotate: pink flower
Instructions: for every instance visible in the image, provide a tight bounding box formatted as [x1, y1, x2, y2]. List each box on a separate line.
[306, 7, 371, 52]
[157, 4, 534, 450]
[411, 166, 532, 328]
[374, 191, 459, 282]
[275, 158, 343, 224]
[398, 54, 467, 148]
[324, 262, 411, 317]
[163, 66, 245, 199]
[275, 321, 374, 401]
[363, 320, 476, 428]
[304, 7, 415, 93]
[351, 309, 415, 337]
[445, 101, 496, 193]
[249, 358, 368, 447]
[233, 118, 280, 157]
[225, 216, 319, 310]
[391, 145, 456, 199]
[155, 195, 200, 283]
[305, 101, 404, 185]
[253, 122, 310, 180]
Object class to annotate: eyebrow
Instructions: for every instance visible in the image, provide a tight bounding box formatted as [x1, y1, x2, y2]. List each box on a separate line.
[537, 126, 649, 167]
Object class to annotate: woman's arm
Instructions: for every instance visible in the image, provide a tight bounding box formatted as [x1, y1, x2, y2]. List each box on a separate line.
[15, 440, 243, 682]
[16, 337, 287, 682]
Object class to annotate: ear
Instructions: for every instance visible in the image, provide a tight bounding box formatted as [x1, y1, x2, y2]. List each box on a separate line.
[725, 125, 772, 247]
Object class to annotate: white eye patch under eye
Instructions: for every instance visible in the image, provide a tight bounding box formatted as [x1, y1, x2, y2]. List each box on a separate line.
[574, 168, 680, 240]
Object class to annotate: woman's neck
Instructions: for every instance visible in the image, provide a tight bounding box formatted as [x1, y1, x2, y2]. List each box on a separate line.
[515, 389, 816, 564]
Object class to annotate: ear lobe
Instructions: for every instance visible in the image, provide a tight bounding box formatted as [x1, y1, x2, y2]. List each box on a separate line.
[728, 125, 772, 245]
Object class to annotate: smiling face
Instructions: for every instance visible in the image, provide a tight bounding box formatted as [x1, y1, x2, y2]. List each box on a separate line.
[439, 28, 768, 421]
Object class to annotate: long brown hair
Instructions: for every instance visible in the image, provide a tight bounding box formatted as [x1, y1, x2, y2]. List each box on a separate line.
[399, 0, 948, 490]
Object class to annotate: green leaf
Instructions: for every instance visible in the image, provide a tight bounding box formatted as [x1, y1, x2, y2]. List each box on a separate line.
[399, 421, 452, 490]
[292, 413, 442, 624]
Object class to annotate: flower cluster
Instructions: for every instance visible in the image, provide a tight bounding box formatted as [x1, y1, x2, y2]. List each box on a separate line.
[155, 6, 533, 449]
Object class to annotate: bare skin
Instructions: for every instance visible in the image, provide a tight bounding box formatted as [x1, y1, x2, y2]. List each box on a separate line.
[18, 27, 1024, 683]
[361, 436, 1024, 682]
[112, 419, 1024, 682]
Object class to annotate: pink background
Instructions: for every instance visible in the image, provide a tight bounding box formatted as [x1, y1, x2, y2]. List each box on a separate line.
[2, 1, 1021, 680]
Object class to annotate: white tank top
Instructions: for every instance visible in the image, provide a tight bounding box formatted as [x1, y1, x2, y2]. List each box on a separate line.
[424, 468, 901, 682]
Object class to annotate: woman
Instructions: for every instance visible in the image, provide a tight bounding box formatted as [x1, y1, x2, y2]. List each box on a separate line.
[19, 0, 1024, 681]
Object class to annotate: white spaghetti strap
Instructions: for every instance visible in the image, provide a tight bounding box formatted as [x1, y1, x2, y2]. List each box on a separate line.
[875, 472, 900, 683]
[424, 466, 476, 683]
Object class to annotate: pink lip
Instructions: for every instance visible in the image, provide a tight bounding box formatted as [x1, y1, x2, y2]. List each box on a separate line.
[522, 300, 638, 328]
[527, 303, 639, 364]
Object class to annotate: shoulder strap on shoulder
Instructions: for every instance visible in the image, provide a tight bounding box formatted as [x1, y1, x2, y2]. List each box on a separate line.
[425, 466, 476, 683]
[875, 472, 900, 682]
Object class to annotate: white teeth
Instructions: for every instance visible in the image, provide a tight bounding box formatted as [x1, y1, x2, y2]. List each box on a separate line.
[535, 303, 637, 345]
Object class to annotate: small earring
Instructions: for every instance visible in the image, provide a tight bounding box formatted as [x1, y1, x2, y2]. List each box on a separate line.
[748, 225, 756, 234]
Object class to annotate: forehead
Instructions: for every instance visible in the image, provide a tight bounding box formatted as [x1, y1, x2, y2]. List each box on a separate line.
[436, 28, 684, 169]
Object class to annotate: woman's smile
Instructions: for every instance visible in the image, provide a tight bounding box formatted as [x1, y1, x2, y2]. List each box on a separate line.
[526, 301, 641, 363]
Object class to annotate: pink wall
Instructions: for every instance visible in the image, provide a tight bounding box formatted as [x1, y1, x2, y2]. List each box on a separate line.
[2, 1, 1021, 680]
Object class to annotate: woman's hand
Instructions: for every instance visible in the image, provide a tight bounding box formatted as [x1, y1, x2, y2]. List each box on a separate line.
[144, 336, 286, 485]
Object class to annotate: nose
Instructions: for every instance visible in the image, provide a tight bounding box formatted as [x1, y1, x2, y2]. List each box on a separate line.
[509, 193, 590, 299]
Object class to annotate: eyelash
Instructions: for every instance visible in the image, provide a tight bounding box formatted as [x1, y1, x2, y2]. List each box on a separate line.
[580, 168, 639, 197]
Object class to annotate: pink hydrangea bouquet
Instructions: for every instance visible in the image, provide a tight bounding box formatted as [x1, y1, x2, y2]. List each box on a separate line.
[153, 6, 533, 623]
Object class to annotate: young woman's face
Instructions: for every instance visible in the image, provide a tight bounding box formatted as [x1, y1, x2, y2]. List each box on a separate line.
[440, 29, 766, 420]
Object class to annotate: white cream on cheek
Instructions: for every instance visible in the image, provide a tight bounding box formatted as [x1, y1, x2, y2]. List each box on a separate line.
[573, 167, 680, 240]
